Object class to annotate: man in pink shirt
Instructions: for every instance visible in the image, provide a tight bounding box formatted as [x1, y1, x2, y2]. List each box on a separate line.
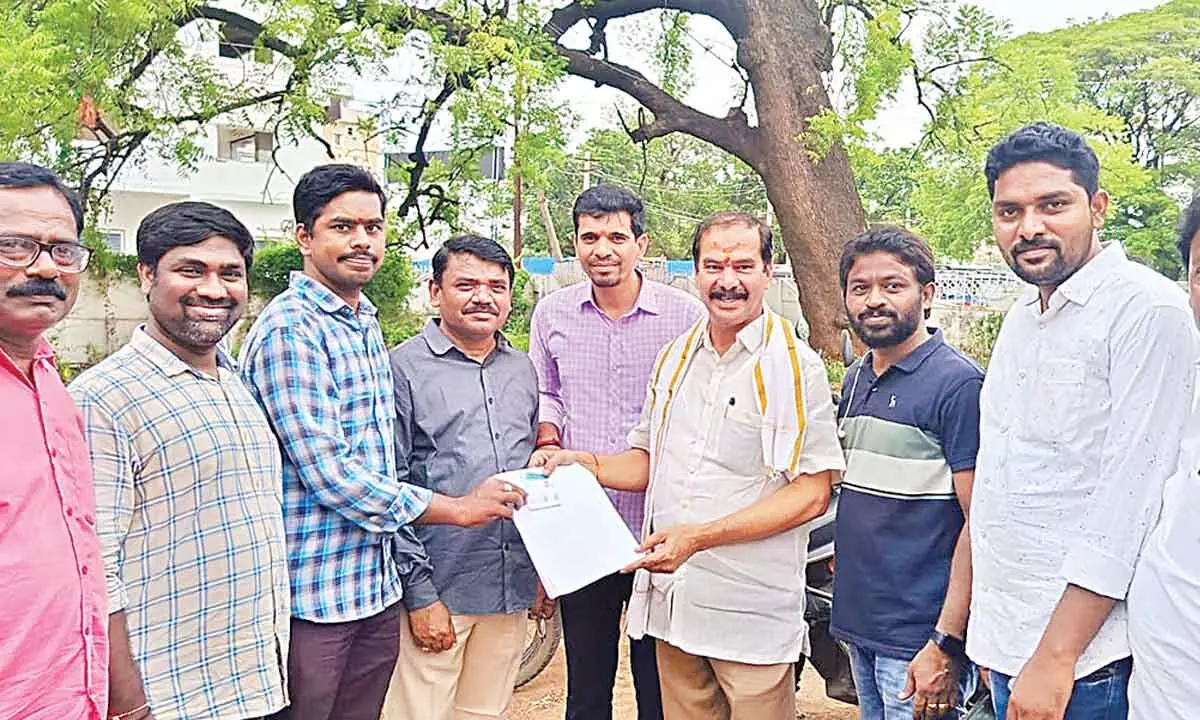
[529, 185, 703, 720]
[0, 162, 108, 720]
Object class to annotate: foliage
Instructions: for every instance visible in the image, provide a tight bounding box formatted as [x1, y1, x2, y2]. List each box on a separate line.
[82, 228, 139, 280]
[823, 354, 848, 392]
[851, 0, 1200, 278]
[960, 310, 1004, 369]
[504, 268, 534, 351]
[523, 128, 771, 259]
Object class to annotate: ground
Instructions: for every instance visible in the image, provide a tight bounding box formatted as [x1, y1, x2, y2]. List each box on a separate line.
[509, 643, 858, 720]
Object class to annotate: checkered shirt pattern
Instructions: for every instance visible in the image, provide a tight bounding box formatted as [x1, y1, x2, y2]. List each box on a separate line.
[528, 277, 704, 534]
[239, 272, 433, 622]
[69, 328, 290, 720]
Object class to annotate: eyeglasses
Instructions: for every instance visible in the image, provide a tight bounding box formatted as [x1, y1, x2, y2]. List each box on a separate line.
[0, 236, 93, 273]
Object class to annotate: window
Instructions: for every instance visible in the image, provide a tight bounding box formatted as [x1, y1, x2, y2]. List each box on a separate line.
[218, 22, 271, 64]
[218, 127, 275, 163]
[99, 229, 125, 254]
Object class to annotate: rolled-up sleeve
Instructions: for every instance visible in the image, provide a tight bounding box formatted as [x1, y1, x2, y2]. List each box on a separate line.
[794, 344, 847, 476]
[529, 306, 565, 430]
[242, 327, 432, 533]
[395, 527, 439, 611]
[69, 387, 134, 614]
[1061, 304, 1199, 599]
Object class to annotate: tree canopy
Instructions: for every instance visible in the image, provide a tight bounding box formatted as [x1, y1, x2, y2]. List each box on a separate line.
[853, 0, 1200, 278]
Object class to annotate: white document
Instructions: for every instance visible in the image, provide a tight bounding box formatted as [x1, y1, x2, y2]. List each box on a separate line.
[497, 465, 643, 598]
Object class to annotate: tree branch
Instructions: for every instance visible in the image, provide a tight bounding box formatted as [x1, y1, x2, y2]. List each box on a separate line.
[560, 47, 760, 166]
[543, 0, 742, 42]
[187, 5, 302, 57]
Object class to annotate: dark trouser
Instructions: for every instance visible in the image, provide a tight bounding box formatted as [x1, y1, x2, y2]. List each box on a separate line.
[560, 572, 663, 720]
[268, 602, 403, 720]
[990, 657, 1131, 720]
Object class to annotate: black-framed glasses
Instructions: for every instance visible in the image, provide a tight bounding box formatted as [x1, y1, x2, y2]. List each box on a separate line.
[0, 236, 93, 273]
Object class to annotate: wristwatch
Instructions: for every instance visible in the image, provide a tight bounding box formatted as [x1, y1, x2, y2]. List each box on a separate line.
[930, 630, 966, 660]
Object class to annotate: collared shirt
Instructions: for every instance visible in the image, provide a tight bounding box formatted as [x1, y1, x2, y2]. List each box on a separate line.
[0, 341, 107, 720]
[529, 276, 703, 534]
[240, 272, 434, 622]
[1129, 387, 1200, 720]
[390, 320, 540, 615]
[970, 243, 1199, 678]
[832, 329, 983, 658]
[70, 328, 289, 720]
[627, 314, 844, 664]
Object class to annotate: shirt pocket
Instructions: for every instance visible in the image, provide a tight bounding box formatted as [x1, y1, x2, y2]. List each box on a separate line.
[1030, 360, 1086, 429]
[716, 405, 762, 473]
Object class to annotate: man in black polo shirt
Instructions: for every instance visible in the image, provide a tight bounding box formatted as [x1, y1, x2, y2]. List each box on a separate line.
[832, 225, 982, 720]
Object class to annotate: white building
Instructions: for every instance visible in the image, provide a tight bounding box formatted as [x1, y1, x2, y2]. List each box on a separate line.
[85, 13, 385, 254]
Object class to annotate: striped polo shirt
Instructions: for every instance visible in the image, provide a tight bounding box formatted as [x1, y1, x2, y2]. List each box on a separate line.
[831, 328, 983, 658]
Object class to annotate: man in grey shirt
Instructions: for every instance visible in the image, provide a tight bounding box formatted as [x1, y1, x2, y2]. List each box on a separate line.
[382, 234, 550, 720]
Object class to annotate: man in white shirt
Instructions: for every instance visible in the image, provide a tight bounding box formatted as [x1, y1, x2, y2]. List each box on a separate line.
[1126, 192, 1200, 720]
[542, 211, 845, 720]
[969, 122, 1198, 720]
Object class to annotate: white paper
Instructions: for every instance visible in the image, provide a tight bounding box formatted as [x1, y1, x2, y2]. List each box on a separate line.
[497, 465, 643, 598]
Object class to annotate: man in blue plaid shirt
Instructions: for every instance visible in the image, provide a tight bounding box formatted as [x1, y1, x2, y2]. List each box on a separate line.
[240, 165, 525, 720]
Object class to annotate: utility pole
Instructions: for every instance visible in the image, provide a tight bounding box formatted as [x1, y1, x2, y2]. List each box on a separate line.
[581, 151, 592, 192]
[510, 0, 525, 261]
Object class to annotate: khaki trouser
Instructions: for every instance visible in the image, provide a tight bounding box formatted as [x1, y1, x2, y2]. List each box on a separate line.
[655, 639, 796, 720]
[382, 610, 526, 720]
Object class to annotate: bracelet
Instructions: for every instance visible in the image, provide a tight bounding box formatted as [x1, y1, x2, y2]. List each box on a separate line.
[110, 702, 150, 720]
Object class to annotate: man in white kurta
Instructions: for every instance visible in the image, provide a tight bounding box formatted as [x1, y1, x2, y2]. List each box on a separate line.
[541, 212, 844, 720]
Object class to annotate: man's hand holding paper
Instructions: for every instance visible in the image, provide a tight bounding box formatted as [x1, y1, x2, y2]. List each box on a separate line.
[496, 464, 642, 598]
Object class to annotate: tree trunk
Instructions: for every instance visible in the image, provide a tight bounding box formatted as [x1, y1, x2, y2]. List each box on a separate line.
[736, 0, 866, 357]
[537, 190, 565, 261]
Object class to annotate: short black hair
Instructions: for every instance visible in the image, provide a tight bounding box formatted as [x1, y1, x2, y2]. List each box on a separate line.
[1177, 191, 1200, 270]
[432, 233, 515, 286]
[0, 162, 85, 235]
[984, 122, 1101, 199]
[573, 184, 645, 238]
[293, 164, 387, 230]
[137, 201, 255, 271]
[839, 224, 936, 289]
[690, 211, 773, 267]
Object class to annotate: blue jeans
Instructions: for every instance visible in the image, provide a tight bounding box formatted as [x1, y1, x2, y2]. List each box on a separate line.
[848, 644, 977, 720]
[990, 657, 1131, 720]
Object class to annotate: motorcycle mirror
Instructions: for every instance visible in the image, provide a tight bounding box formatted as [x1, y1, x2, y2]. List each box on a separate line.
[840, 329, 856, 368]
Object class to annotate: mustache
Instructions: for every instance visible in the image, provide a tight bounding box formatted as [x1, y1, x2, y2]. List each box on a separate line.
[339, 251, 377, 263]
[464, 304, 499, 315]
[709, 288, 749, 301]
[857, 309, 897, 322]
[181, 296, 236, 309]
[7, 278, 67, 300]
[1012, 237, 1062, 256]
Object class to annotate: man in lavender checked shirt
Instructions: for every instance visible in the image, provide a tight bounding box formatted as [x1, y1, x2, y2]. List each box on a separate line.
[528, 184, 703, 720]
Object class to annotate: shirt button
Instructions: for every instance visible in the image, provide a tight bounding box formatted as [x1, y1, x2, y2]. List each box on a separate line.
[66, 507, 74, 517]
[488, 397, 494, 404]
[81, 566, 89, 575]
[493, 433, 500, 440]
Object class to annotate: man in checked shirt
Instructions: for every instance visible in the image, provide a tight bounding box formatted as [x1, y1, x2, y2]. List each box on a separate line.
[72, 201, 288, 720]
[240, 165, 523, 720]
[528, 185, 703, 720]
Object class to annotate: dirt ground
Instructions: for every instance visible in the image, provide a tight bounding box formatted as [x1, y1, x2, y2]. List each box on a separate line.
[509, 643, 857, 720]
